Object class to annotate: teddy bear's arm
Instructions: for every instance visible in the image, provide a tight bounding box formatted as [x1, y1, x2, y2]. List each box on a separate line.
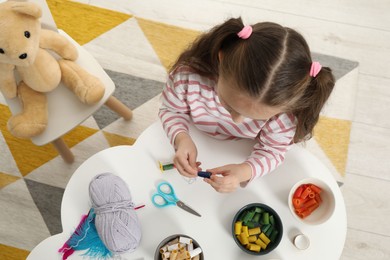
[0, 64, 17, 99]
[40, 29, 78, 61]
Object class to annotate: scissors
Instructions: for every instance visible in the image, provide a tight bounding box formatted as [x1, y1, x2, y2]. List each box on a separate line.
[151, 181, 201, 217]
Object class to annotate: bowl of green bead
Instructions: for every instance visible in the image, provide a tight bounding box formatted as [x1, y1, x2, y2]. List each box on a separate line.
[232, 203, 283, 255]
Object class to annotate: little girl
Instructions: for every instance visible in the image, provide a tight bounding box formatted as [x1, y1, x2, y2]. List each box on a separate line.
[159, 17, 335, 193]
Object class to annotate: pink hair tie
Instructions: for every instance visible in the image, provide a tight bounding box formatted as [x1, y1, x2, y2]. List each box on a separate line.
[310, 62, 322, 77]
[237, 25, 253, 39]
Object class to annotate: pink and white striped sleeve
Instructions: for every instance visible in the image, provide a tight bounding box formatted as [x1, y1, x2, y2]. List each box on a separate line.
[158, 71, 191, 145]
[244, 113, 297, 184]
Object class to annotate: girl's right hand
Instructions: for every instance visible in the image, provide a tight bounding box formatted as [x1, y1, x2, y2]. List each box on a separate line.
[173, 132, 200, 177]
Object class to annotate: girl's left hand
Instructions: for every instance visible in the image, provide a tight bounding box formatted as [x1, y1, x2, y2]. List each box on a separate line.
[204, 163, 252, 193]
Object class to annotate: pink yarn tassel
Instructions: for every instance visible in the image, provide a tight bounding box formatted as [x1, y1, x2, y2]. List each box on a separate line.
[58, 245, 74, 260]
[58, 213, 89, 260]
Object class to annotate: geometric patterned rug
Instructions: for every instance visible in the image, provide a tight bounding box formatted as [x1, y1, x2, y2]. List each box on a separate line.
[0, 0, 358, 258]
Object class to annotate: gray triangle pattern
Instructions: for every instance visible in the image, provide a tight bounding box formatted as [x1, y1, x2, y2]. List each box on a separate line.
[92, 69, 165, 129]
[312, 52, 359, 80]
[24, 179, 64, 236]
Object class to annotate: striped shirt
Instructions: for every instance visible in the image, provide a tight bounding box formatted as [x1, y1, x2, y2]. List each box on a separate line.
[159, 66, 297, 183]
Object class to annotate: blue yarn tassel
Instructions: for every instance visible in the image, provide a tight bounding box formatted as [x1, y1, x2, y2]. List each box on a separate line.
[59, 209, 112, 259]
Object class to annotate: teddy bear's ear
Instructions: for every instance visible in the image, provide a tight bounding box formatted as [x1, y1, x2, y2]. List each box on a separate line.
[11, 2, 42, 19]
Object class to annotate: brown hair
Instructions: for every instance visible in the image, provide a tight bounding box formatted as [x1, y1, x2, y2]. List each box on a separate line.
[170, 17, 335, 142]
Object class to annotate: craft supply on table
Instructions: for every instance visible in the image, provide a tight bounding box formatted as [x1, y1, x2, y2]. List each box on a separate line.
[291, 182, 323, 219]
[156, 235, 203, 260]
[159, 161, 176, 172]
[293, 233, 310, 250]
[232, 203, 283, 255]
[151, 181, 201, 217]
[288, 178, 335, 226]
[158, 160, 211, 182]
[197, 171, 211, 178]
[59, 173, 143, 259]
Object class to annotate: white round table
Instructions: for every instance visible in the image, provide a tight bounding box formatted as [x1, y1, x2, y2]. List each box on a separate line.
[28, 121, 347, 260]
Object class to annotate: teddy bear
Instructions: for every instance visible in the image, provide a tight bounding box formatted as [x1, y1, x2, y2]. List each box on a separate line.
[0, 0, 105, 138]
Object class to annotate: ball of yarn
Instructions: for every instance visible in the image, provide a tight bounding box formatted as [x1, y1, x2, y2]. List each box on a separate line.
[89, 173, 142, 254]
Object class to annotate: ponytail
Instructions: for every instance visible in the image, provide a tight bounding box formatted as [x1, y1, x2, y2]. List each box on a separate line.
[169, 18, 245, 77]
[293, 66, 335, 142]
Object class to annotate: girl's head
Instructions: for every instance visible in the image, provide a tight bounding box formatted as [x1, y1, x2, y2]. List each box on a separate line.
[171, 17, 335, 142]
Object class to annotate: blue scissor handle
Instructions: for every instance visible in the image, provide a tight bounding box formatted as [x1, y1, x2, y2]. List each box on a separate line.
[152, 181, 178, 208]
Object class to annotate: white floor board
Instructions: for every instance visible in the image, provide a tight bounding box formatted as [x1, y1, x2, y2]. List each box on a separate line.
[87, 0, 390, 77]
[342, 173, 390, 236]
[216, 0, 390, 31]
[347, 122, 390, 181]
[341, 228, 390, 260]
[354, 74, 390, 128]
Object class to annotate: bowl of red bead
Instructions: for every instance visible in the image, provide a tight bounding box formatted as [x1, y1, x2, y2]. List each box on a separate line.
[288, 178, 336, 225]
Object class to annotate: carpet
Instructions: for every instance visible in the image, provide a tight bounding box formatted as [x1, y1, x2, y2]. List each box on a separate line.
[0, 0, 358, 258]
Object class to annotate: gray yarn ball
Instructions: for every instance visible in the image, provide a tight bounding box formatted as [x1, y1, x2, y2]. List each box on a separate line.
[89, 173, 142, 254]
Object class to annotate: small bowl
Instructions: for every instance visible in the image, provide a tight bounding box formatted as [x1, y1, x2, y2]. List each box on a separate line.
[232, 203, 283, 255]
[154, 234, 204, 260]
[288, 178, 335, 225]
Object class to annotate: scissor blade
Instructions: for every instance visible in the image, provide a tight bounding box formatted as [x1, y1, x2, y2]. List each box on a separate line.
[176, 200, 201, 217]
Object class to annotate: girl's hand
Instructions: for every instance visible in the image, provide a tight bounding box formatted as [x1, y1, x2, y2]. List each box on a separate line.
[204, 163, 252, 193]
[173, 132, 200, 177]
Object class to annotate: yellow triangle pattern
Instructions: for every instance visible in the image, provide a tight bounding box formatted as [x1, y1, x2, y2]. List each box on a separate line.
[0, 104, 11, 129]
[137, 17, 200, 70]
[18, 126, 97, 176]
[0, 244, 30, 260]
[103, 131, 136, 147]
[1, 104, 98, 176]
[314, 116, 351, 176]
[61, 125, 99, 148]
[46, 0, 132, 45]
[0, 172, 20, 189]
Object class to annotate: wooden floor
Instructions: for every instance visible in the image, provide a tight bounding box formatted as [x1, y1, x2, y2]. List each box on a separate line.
[75, 0, 390, 259]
